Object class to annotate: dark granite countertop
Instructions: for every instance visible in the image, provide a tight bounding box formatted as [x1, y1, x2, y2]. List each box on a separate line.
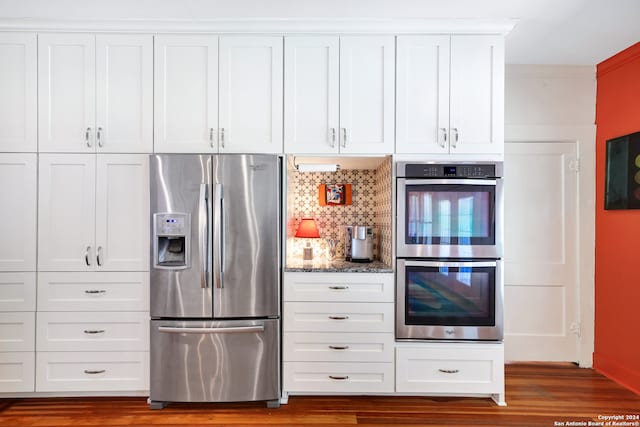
[285, 259, 393, 273]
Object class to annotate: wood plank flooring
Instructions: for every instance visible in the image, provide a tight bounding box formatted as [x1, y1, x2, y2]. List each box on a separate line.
[1, 363, 639, 426]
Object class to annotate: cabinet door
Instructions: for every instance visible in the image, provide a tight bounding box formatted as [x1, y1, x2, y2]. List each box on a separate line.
[339, 36, 395, 154]
[284, 36, 339, 154]
[0, 33, 37, 152]
[0, 154, 37, 271]
[0, 352, 35, 393]
[96, 35, 153, 153]
[95, 155, 149, 271]
[154, 35, 218, 153]
[38, 33, 96, 152]
[449, 35, 504, 155]
[219, 36, 283, 153]
[38, 154, 96, 271]
[396, 36, 450, 154]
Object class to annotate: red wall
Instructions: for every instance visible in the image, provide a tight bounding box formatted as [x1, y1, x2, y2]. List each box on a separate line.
[595, 42, 640, 394]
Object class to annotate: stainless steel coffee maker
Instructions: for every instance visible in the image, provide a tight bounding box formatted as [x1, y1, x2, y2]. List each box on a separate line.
[345, 225, 374, 262]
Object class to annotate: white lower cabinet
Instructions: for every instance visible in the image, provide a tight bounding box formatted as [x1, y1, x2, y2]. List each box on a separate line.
[0, 352, 35, 392]
[283, 362, 394, 393]
[395, 343, 505, 405]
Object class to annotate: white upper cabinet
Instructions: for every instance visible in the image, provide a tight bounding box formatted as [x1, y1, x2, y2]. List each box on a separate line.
[155, 35, 283, 154]
[0, 154, 37, 271]
[38, 154, 149, 271]
[0, 33, 37, 153]
[396, 35, 504, 155]
[38, 33, 153, 153]
[284, 36, 394, 154]
[154, 35, 219, 153]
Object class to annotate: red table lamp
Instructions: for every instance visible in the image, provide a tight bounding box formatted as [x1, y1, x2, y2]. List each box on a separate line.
[295, 218, 321, 261]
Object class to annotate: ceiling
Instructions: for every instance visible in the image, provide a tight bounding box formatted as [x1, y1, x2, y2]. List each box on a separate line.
[0, 0, 638, 65]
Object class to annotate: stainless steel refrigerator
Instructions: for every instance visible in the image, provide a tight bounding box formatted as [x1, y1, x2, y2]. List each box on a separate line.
[148, 154, 280, 409]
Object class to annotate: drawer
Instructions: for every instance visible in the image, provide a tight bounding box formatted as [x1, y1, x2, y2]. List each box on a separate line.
[36, 351, 149, 392]
[284, 302, 394, 333]
[0, 352, 35, 392]
[0, 272, 36, 312]
[0, 312, 35, 351]
[284, 272, 394, 303]
[38, 272, 149, 312]
[284, 362, 394, 393]
[284, 332, 394, 363]
[395, 343, 504, 394]
[36, 311, 149, 352]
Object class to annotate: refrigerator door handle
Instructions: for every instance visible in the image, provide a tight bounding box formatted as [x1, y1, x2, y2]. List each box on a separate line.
[158, 325, 264, 334]
[214, 183, 224, 289]
[199, 184, 209, 289]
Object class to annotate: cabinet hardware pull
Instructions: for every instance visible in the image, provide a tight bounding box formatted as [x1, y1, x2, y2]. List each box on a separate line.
[85, 127, 92, 147]
[328, 285, 349, 290]
[329, 127, 336, 148]
[96, 246, 103, 266]
[84, 290, 106, 294]
[84, 246, 92, 266]
[220, 128, 225, 148]
[438, 369, 459, 374]
[83, 329, 105, 334]
[329, 375, 349, 380]
[97, 127, 103, 147]
[84, 369, 106, 375]
[439, 127, 447, 147]
[328, 315, 349, 320]
[209, 128, 215, 148]
[341, 128, 347, 148]
[328, 345, 349, 350]
[451, 127, 459, 148]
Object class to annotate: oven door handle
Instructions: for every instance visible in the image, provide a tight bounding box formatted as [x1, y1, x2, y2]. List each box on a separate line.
[403, 260, 498, 268]
[399, 178, 497, 186]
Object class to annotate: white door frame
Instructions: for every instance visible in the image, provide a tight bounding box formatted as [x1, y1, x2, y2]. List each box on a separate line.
[505, 124, 595, 368]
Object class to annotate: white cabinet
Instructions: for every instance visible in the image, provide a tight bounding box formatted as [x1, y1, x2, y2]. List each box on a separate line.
[38, 154, 149, 272]
[0, 352, 35, 393]
[0, 33, 37, 152]
[396, 35, 504, 155]
[0, 272, 36, 312]
[284, 36, 394, 154]
[38, 33, 153, 153]
[0, 154, 37, 272]
[283, 272, 395, 394]
[155, 35, 283, 153]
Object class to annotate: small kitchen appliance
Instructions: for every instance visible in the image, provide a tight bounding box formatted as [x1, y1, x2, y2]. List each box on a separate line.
[345, 225, 374, 262]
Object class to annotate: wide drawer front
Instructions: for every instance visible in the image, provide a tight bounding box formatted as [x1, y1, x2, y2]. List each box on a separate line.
[283, 332, 394, 363]
[284, 302, 394, 333]
[283, 362, 394, 393]
[0, 352, 35, 392]
[0, 272, 36, 312]
[395, 344, 504, 394]
[284, 272, 394, 303]
[36, 312, 149, 352]
[38, 272, 149, 312]
[36, 351, 149, 392]
[0, 312, 35, 351]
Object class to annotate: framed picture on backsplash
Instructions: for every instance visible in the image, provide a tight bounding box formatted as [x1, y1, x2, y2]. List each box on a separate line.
[318, 184, 352, 206]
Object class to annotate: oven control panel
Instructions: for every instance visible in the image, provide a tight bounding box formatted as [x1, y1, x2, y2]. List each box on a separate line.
[401, 163, 499, 178]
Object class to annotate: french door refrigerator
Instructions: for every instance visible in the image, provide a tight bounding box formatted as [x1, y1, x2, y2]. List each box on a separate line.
[149, 154, 281, 409]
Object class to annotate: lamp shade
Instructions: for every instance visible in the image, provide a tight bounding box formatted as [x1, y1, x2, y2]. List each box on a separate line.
[295, 218, 320, 238]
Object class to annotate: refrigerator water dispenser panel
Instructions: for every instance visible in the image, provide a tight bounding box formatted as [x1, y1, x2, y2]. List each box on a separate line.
[153, 213, 191, 269]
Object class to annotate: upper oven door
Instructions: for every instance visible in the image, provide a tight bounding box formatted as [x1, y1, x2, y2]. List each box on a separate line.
[397, 178, 503, 258]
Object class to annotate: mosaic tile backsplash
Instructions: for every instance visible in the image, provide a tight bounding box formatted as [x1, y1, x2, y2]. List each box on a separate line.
[286, 157, 393, 265]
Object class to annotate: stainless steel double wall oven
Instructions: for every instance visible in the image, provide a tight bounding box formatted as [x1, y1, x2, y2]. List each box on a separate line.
[396, 161, 504, 341]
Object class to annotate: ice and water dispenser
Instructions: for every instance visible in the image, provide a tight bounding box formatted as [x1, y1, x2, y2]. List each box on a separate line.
[153, 213, 191, 269]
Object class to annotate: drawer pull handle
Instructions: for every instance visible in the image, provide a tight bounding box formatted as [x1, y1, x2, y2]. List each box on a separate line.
[438, 369, 460, 374]
[329, 345, 349, 350]
[85, 289, 106, 294]
[84, 369, 106, 375]
[328, 286, 349, 290]
[84, 329, 105, 334]
[329, 375, 349, 380]
[328, 315, 349, 320]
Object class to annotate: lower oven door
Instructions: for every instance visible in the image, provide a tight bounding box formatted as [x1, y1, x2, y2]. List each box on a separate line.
[396, 259, 503, 341]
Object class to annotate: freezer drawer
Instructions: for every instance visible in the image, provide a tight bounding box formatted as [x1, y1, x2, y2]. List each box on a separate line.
[150, 318, 279, 403]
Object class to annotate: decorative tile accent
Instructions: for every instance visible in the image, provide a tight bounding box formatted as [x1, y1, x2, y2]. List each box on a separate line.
[286, 156, 393, 266]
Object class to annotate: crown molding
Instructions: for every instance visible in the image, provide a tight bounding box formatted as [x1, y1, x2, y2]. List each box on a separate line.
[597, 42, 640, 78]
[0, 17, 517, 35]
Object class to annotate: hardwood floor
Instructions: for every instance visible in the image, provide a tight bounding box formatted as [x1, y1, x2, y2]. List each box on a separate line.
[1, 363, 638, 426]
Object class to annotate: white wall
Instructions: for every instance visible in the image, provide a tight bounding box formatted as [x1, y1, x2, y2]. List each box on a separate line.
[504, 64, 596, 366]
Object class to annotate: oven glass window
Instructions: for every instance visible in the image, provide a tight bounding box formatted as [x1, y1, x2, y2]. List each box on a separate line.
[405, 265, 495, 326]
[405, 184, 495, 245]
